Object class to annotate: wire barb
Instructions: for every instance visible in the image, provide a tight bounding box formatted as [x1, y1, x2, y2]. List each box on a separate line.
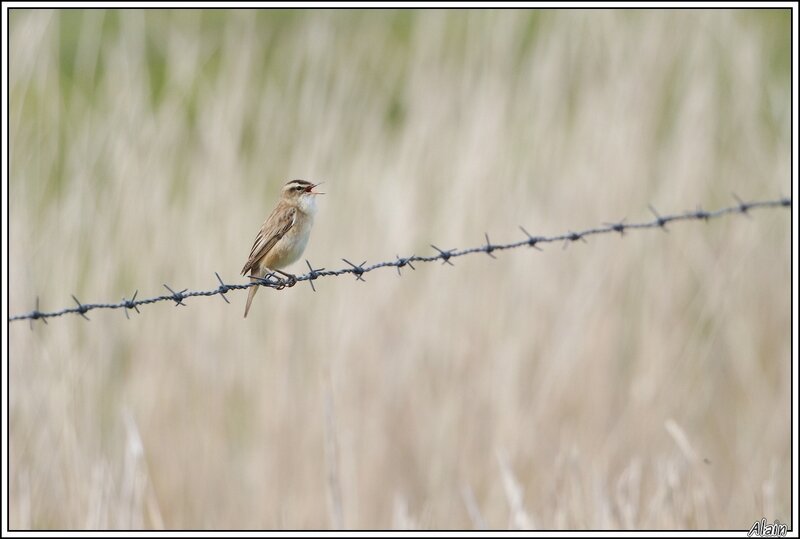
[603, 218, 627, 236]
[395, 255, 416, 276]
[28, 297, 47, 329]
[431, 244, 455, 266]
[8, 197, 790, 323]
[215, 272, 231, 303]
[519, 226, 543, 250]
[163, 284, 188, 307]
[122, 290, 140, 319]
[305, 260, 325, 292]
[732, 193, 751, 217]
[563, 231, 588, 249]
[483, 233, 497, 259]
[648, 204, 669, 231]
[342, 259, 367, 281]
[71, 295, 90, 321]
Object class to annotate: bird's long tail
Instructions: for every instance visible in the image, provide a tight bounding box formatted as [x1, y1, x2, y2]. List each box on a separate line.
[243, 275, 260, 318]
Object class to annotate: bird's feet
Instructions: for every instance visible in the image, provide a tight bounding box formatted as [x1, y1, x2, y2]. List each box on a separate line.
[273, 269, 298, 288]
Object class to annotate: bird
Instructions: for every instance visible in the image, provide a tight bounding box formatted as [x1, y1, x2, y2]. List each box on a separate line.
[241, 179, 323, 318]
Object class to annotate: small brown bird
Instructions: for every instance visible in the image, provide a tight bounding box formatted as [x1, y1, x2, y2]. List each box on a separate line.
[241, 179, 323, 318]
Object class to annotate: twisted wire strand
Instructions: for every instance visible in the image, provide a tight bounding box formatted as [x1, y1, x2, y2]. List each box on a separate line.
[8, 196, 791, 323]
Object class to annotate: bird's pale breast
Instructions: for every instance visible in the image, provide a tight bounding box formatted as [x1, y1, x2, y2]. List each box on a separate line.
[260, 211, 314, 270]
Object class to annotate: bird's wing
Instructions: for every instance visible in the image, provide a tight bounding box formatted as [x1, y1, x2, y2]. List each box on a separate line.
[241, 206, 296, 275]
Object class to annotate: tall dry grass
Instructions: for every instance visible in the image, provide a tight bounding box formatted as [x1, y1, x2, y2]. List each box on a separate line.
[8, 9, 791, 529]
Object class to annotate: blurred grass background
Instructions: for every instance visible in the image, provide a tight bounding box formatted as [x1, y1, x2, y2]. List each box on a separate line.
[8, 8, 791, 530]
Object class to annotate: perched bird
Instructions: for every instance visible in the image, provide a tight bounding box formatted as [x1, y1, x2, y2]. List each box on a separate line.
[241, 179, 323, 317]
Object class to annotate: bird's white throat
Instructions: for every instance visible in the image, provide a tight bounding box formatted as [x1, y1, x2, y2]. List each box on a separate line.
[298, 194, 318, 216]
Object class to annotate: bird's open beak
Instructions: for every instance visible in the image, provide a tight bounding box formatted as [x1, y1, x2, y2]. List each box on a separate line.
[309, 182, 325, 195]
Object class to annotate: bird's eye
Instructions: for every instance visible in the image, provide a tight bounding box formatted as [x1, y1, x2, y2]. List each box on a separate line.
[295, 186, 303, 191]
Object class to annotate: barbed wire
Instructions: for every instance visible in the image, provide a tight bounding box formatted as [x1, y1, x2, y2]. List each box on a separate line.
[8, 196, 791, 325]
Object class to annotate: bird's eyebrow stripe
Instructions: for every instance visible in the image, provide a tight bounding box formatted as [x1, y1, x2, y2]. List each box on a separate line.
[285, 180, 313, 187]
